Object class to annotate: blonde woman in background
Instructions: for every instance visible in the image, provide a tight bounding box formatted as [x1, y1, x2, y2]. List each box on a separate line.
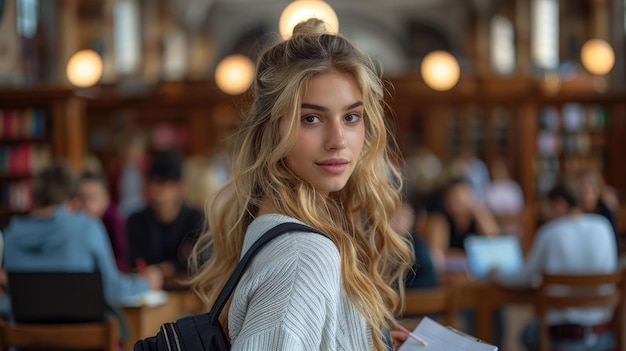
[189, 18, 413, 351]
[576, 167, 619, 237]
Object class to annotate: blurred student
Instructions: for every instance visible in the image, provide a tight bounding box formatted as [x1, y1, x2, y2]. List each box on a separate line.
[424, 178, 500, 272]
[391, 197, 437, 289]
[459, 150, 491, 203]
[108, 130, 150, 219]
[484, 159, 524, 217]
[493, 180, 617, 351]
[1, 163, 162, 316]
[76, 171, 129, 272]
[485, 159, 525, 235]
[577, 168, 619, 237]
[127, 150, 204, 277]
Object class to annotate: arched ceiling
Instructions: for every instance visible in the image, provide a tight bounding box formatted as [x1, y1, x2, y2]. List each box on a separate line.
[181, 0, 477, 77]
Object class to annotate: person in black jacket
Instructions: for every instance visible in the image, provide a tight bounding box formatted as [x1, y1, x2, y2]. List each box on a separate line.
[126, 150, 204, 277]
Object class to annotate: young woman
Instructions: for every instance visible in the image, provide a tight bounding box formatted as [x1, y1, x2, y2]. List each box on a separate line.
[189, 18, 413, 351]
[576, 168, 619, 238]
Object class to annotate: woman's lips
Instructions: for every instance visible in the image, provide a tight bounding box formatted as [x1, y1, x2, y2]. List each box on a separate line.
[316, 160, 349, 174]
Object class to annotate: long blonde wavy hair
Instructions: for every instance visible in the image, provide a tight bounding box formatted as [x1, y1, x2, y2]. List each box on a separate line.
[189, 18, 413, 351]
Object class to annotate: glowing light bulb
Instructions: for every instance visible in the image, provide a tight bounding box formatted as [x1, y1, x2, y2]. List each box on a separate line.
[279, 0, 338, 38]
[214, 54, 254, 95]
[421, 51, 460, 91]
[66, 50, 103, 88]
[581, 39, 615, 75]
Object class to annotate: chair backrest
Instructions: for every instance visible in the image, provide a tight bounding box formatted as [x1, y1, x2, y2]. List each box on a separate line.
[0, 318, 118, 351]
[537, 270, 626, 351]
[402, 286, 458, 327]
[7, 271, 105, 324]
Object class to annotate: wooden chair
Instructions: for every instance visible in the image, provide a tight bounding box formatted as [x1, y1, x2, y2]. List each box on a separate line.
[537, 270, 626, 351]
[402, 286, 459, 328]
[0, 272, 119, 351]
[0, 318, 118, 351]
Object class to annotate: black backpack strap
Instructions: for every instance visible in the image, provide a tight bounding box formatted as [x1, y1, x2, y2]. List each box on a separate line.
[208, 222, 327, 323]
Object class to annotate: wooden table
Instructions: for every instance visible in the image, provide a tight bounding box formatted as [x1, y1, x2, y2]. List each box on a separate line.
[427, 270, 538, 343]
[458, 281, 537, 344]
[121, 290, 205, 351]
[402, 280, 537, 344]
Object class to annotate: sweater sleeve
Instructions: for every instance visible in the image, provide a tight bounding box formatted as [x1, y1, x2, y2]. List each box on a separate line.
[87, 218, 151, 305]
[230, 234, 341, 351]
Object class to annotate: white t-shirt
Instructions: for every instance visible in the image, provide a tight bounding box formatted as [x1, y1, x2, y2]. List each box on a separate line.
[495, 213, 617, 325]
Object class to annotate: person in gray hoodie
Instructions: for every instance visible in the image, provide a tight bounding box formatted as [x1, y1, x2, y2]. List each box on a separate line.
[0, 162, 162, 319]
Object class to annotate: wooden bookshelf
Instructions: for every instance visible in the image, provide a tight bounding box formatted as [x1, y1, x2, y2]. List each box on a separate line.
[84, 82, 238, 168]
[388, 76, 626, 249]
[0, 88, 86, 228]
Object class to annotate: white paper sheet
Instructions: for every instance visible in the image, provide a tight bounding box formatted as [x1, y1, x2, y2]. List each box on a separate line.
[119, 290, 169, 307]
[398, 317, 498, 351]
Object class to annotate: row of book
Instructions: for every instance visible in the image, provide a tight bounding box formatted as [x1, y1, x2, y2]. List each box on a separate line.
[1, 179, 32, 212]
[537, 130, 606, 156]
[535, 154, 604, 193]
[0, 108, 47, 139]
[0, 144, 52, 176]
[538, 104, 609, 132]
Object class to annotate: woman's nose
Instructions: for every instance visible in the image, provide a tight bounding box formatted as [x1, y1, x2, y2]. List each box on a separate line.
[325, 120, 347, 151]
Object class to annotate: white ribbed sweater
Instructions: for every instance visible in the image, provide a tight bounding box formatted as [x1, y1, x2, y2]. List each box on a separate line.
[228, 214, 374, 350]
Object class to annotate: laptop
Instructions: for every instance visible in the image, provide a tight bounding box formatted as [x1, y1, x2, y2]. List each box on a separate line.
[464, 235, 525, 279]
[8, 272, 106, 324]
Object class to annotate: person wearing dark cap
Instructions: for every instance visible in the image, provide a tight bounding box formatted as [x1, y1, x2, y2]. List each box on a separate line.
[126, 150, 204, 278]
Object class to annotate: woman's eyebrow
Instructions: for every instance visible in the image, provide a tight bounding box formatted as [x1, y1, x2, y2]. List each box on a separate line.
[344, 101, 363, 110]
[301, 101, 363, 112]
[301, 103, 328, 112]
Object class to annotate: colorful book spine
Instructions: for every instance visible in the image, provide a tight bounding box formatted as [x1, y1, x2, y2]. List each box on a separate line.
[1, 179, 32, 212]
[0, 144, 51, 175]
[0, 108, 46, 139]
[0, 108, 48, 213]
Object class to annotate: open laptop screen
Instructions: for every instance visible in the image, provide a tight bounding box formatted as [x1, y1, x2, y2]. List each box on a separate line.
[464, 235, 524, 279]
[8, 272, 105, 323]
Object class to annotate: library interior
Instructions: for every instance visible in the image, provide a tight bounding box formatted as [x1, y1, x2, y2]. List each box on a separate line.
[1, 0, 626, 350]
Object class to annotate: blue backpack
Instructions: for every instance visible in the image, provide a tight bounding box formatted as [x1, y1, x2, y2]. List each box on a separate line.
[134, 222, 325, 351]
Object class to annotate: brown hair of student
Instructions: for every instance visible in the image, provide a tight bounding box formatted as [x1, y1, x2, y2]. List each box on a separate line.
[32, 162, 77, 208]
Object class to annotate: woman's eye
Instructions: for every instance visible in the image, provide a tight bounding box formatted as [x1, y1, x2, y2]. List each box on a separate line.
[345, 113, 361, 123]
[303, 115, 320, 124]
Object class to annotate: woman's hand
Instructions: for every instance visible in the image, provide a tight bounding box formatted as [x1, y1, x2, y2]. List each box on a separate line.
[141, 265, 164, 290]
[390, 329, 409, 349]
